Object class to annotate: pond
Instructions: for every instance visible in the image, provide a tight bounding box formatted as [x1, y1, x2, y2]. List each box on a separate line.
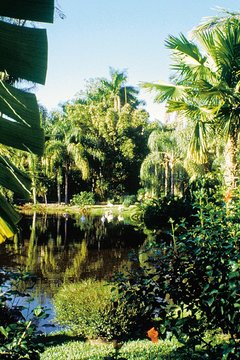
[0, 212, 146, 331]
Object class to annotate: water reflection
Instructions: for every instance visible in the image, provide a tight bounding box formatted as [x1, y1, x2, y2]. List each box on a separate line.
[0, 212, 145, 298]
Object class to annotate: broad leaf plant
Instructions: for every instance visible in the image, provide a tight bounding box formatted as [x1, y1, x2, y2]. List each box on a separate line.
[0, 0, 54, 241]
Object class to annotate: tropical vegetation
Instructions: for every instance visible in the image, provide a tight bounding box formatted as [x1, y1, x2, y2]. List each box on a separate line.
[0, 1, 54, 359]
[143, 9, 240, 188]
[1, 5, 240, 360]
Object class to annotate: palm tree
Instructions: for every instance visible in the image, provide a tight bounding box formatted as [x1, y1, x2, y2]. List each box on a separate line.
[140, 127, 188, 197]
[84, 68, 141, 111]
[44, 112, 90, 204]
[44, 140, 65, 204]
[143, 12, 240, 188]
[0, 1, 54, 239]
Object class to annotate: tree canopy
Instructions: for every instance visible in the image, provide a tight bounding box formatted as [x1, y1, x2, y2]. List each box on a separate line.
[143, 10, 240, 188]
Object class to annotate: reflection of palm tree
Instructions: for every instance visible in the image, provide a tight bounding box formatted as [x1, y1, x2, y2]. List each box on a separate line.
[26, 211, 37, 271]
[64, 240, 88, 281]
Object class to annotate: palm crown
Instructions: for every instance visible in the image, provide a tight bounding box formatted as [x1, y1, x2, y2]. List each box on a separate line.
[143, 11, 240, 187]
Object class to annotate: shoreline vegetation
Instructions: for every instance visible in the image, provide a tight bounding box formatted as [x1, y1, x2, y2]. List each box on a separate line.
[17, 203, 140, 218]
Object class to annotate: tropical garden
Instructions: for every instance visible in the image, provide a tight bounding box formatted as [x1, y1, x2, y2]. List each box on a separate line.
[0, 2, 239, 359]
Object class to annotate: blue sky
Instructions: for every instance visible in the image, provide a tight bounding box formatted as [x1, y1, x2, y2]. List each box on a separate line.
[36, 0, 239, 121]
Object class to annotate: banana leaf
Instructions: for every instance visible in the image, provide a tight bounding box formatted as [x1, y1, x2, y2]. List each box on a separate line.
[0, 21, 48, 84]
[0, 156, 31, 198]
[0, 194, 21, 234]
[0, 217, 15, 243]
[0, 0, 54, 23]
[0, 80, 40, 127]
[0, 116, 44, 155]
[0, 1, 54, 240]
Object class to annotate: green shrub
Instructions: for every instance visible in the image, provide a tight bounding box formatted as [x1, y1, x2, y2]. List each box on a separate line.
[112, 186, 240, 357]
[53, 279, 151, 342]
[98, 296, 151, 341]
[54, 280, 111, 339]
[122, 195, 137, 207]
[143, 195, 194, 229]
[70, 191, 95, 206]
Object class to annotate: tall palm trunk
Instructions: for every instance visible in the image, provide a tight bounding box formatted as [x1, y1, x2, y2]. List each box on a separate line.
[224, 132, 238, 188]
[64, 165, 69, 204]
[57, 181, 61, 204]
[170, 163, 174, 196]
[29, 154, 37, 205]
[57, 168, 62, 204]
[165, 161, 170, 196]
[32, 183, 37, 205]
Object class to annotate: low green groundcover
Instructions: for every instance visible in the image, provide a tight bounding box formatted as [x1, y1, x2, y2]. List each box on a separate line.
[40, 339, 179, 360]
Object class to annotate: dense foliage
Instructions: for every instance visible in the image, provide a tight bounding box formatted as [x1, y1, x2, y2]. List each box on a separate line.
[143, 10, 240, 188]
[70, 191, 95, 206]
[54, 279, 147, 341]
[0, 271, 48, 359]
[111, 186, 240, 358]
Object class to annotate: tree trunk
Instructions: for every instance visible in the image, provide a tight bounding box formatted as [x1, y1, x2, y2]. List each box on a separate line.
[124, 86, 127, 105]
[57, 168, 62, 204]
[224, 133, 238, 188]
[165, 159, 171, 196]
[165, 161, 168, 196]
[32, 183, 37, 205]
[64, 166, 69, 204]
[170, 162, 174, 196]
[57, 182, 61, 204]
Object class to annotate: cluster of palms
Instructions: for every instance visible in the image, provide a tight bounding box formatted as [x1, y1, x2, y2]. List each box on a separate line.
[17, 68, 151, 204]
[143, 9, 240, 189]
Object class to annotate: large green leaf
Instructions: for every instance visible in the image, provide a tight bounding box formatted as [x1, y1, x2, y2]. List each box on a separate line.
[0, 1, 54, 240]
[0, 156, 31, 198]
[0, 21, 48, 84]
[0, 116, 44, 155]
[142, 81, 188, 102]
[0, 0, 54, 23]
[0, 80, 40, 127]
[165, 33, 206, 65]
[0, 194, 21, 234]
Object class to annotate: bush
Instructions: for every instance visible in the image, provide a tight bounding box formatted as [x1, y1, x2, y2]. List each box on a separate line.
[143, 195, 194, 229]
[53, 279, 151, 342]
[54, 280, 111, 339]
[70, 191, 95, 206]
[122, 195, 137, 207]
[112, 187, 240, 357]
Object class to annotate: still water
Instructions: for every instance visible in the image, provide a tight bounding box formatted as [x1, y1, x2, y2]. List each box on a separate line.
[0, 212, 146, 331]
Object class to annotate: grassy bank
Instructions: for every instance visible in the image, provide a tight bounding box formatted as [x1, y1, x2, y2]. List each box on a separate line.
[17, 203, 141, 221]
[40, 333, 229, 360]
[40, 337, 181, 360]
